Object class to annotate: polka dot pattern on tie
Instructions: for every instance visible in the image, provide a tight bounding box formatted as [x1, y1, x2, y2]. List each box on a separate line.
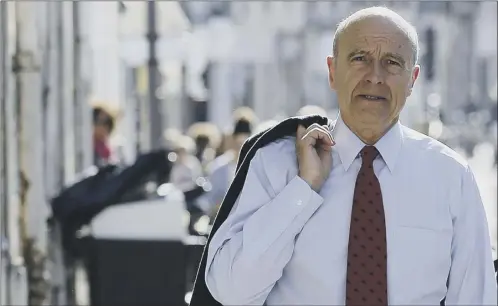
[346, 146, 388, 306]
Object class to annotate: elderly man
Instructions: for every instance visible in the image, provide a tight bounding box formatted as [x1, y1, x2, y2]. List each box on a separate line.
[203, 6, 497, 305]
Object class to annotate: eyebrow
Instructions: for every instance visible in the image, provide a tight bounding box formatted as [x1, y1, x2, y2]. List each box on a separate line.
[347, 49, 367, 60]
[347, 49, 407, 66]
[384, 52, 406, 66]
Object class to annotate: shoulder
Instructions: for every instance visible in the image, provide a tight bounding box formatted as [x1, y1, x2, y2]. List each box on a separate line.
[400, 127, 482, 216]
[248, 137, 299, 190]
[252, 136, 297, 167]
[401, 125, 469, 174]
[256, 136, 296, 161]
[403, 127, 473, 183]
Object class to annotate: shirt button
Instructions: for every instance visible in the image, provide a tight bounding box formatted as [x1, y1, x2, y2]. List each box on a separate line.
[297, 200, 303, 206]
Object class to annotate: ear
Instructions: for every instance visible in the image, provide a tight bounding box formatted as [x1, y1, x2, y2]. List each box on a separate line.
[407, 65, 420, 96]
[326, 55, 336, 90]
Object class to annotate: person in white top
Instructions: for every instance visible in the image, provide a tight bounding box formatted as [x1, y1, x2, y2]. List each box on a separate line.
[196, 118, 253, 217]
[204, 6, 498, 305]
[168, 134, 203, 192]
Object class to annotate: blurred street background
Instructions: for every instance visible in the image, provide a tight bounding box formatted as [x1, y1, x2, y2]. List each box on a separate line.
[0, 1, 496, 305]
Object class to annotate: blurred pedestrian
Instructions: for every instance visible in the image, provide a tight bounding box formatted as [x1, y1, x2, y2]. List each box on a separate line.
[167, 133, 203, 193]
[202, 6, 497, 305]
[215, 132, 231, 158]
[296, 104, 328, 117]
[92, 105, 119, 166]
[196, 117, 254, 218]
[232, 106, 258, 126]
[187, 122, 221, 168]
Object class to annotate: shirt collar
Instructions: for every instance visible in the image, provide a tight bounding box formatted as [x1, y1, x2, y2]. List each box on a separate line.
[331, 114, 404, 173]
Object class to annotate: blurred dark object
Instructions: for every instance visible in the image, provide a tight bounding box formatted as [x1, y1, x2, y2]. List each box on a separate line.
[184, 185, 206, 203]
[202, 62, 211, 90]
[233, 118, 252, 136]
[192, 98, 208, 123]
[86, 239, 186, 306]
[464, 103, 478, 114]
[424, 27, 435, 81]
[147, 0, 164, 150]
[50, 149, 173, 257]
[495, 259, 497, 283]
[185, 237, 207, 294]
[184, 184, 209, 236]
[194, 134, 210, 161]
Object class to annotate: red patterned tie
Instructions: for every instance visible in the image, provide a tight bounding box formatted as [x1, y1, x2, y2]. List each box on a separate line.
[346, 146, 388, 306]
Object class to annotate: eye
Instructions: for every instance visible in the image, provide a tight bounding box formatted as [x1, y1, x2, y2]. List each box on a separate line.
[387, 59, 401, 66]
[351, 55, 366, 62]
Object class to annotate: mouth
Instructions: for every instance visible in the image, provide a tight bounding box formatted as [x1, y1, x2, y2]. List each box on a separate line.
[357, 94, 387, 101]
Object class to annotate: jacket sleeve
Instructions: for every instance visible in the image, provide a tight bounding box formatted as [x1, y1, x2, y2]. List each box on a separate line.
[204, 147, 324, 305]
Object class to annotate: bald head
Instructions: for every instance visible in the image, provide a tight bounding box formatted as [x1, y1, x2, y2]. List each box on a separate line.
[332, 7, 419, 66]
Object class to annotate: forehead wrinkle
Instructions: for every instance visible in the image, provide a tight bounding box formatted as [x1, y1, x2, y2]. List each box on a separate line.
[353, 33, 412, 61]
[354, 27, 406, 44]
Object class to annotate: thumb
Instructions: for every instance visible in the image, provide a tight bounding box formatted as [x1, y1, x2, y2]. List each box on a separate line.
[296, 125, 306, 139]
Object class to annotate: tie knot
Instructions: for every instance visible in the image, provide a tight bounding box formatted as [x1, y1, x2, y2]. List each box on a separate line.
[360, 146, 379, 166]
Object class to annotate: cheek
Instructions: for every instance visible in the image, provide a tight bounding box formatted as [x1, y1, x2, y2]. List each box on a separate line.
[341, 69, 362, 93]
[388, 76, 412, 98]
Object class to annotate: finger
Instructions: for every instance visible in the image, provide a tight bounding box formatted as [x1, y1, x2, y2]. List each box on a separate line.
[306, 123, 334, 144]
[318, 124, 335, 145]
[317, 144, 333, 161]
[306, 123, 325, 132]
[305, 125, 334, 145]
[304, 128, 334, 146]
[323, 124, 334, 138]
[296, 125, 307, 139]
[318, 142, 333, 152]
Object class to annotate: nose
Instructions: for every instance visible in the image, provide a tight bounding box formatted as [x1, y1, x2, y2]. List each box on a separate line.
[365, 61, 385, 85]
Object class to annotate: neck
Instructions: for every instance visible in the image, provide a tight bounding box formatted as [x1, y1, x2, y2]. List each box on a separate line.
[342, 117, 398, 145]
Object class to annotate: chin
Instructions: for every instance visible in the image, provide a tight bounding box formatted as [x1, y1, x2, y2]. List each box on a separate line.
[353, 110, 390, 123]
[356, 118, 384, 128]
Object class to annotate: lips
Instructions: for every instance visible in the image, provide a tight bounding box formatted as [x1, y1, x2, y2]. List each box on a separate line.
[358, 94, 387, 101]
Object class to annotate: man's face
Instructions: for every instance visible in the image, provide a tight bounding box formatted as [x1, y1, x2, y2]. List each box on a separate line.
[327, 16, 420, 139]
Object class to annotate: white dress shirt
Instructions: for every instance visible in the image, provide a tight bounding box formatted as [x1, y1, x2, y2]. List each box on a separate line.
[205, 116, 498, 305]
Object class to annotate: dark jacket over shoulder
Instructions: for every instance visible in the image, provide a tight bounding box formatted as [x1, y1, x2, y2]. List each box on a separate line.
[190, 115, 331, 306]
